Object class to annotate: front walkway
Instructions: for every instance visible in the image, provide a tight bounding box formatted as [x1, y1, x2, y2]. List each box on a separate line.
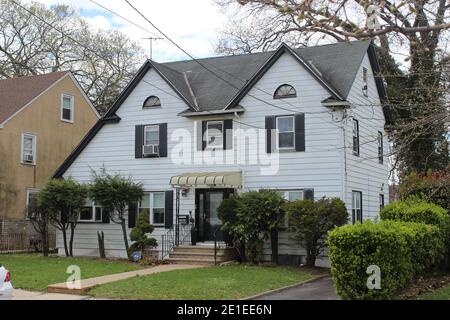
[47, 263, 205, 295]
[253, 276, 340, 300]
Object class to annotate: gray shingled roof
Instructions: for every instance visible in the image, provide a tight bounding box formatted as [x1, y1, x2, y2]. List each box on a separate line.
[158, 40, 370, 111]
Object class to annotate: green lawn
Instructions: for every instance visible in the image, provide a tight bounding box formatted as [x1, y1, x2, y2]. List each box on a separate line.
[89, 264, 314, 300]
[0, 254, 142, 291]
[418, 284, 450, 300]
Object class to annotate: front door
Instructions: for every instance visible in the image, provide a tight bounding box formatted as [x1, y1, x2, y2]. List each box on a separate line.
[195, 189, 233, 242]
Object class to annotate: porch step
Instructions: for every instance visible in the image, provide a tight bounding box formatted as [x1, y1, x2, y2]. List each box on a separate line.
[168, 246, 237, 265]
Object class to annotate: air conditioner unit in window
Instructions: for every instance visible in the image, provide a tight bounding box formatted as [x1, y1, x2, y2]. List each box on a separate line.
[23, 154, 34, 163]
[143, 144, 159, 156]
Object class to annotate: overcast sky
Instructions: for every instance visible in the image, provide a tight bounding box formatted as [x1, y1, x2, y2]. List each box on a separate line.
[24, 0, 232, 62]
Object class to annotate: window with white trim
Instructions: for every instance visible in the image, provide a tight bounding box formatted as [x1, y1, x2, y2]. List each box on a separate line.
[280, 190, 304, 228]
[362, 67, 368, 97]
[61, 94, 74, 122]
[143, 96, 161, 109]
[143, 125, 160, 156]
[206, 121, 224, 149]
[379, 194, 385, 210]
[274, 84, 297, 99]
[139, 192, 165, 226]
[352, 119, 360, 156]
[352, 191, 363, 224]
[79, 199, 103, 222]
[26, 188, 39, 219]
[378, 131, 383, 164]
[21, 133, 36, 165]
[276, 116, 295, 150]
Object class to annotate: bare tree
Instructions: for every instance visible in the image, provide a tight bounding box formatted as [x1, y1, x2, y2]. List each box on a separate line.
[0, 0, 145, 114]
[215, 0, 450, 173]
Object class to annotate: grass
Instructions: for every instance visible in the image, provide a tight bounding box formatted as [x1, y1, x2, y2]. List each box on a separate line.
[0, 254, 142, 291]
[89, 264, 314, 300]
[418, 284, 450, 300]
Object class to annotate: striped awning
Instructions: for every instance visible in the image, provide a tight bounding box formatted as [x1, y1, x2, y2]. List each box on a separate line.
[170, 171, 242, 188]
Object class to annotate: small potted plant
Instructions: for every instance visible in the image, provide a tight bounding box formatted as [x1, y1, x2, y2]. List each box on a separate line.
[189, 211, 197, 245]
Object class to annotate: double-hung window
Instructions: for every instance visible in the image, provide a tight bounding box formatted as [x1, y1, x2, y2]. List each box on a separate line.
[352, 119, 360, 156]
[379, 194, 385, 210]
[352, 191, 363, 224]
[276, 116, 295, 150]
[140, 192, 165, 226]
[61, 94, 74, 122]
[206, 121, 224, 149]
[362, 67, 368, 97]
[378, 131, 383, 164]
[21, 133, 36, 165]
[79, 199, 103, 222]
[280, 190, 304, 228]
[143, 125, 160, 156]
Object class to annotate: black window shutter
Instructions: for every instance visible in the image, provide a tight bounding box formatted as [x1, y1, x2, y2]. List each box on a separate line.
[197, 121, 205, 151]
[159, 123, 168, 157]
[102, 209, 110, 224]
[135, 125, 144, 159]
[128, 202, 138, 228]
[304, 189, 314, 201]
[223, 119, 233, 150]
[265, 116, 276, 153]
[295, 113, 305, 152]
[165, 191, 174, 229]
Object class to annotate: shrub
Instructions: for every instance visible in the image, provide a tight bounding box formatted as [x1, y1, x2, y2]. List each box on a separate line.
[380, 197, 448, 227]
[328, 220, 445, 300]
[381, 197, 450, 268]
[129, 213, 157, 257]
[236, 190, 285, 264]
[285, 198, 347, 267]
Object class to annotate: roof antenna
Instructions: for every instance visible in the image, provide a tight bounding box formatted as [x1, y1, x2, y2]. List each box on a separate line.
[141, 37, 163, 60]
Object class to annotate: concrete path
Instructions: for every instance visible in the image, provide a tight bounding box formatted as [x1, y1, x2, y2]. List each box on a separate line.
[254, 276, 340, 300]
[12, 289, 91, 300]
[47, 263, 204, 295]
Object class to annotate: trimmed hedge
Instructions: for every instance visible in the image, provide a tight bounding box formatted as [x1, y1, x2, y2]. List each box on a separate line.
[380, 197, 448, 227]
[328, 220, 445, 300]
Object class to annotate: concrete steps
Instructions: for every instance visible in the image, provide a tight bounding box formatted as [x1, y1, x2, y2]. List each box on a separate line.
[167, 245, 237, 265]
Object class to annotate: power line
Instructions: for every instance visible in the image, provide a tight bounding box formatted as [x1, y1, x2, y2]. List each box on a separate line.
[122, 0, 342, 120]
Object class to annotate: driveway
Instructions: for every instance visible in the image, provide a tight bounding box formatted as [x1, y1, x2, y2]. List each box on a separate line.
[254, 276, 340, 300]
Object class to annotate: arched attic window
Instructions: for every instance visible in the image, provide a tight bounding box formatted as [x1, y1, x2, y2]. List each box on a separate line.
[143, 96, 161, 109]
[274, 84, 297, 99]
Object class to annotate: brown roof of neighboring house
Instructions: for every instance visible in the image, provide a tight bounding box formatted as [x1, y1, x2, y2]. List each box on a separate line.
[0, 71, 69, 125]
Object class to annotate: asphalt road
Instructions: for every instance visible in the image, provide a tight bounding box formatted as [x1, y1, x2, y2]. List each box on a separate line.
[254, 276, 340, 300]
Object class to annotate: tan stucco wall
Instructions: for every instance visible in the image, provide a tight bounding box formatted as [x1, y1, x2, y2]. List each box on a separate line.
[0, 75, 98, 221]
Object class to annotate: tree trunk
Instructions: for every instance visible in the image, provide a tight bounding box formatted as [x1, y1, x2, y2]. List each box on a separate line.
[270, 229, 278, 264]
[97, 231, 106, 259]
[42, 229, 49, 257]
[120, 218, 130, 259]
[239, 240, 247, 263]
[69, 223, 76, 257]
[305, 247, 316, 267]
[61, 228, 69, 257]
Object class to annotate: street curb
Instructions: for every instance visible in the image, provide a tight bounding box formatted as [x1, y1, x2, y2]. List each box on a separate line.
[242, 274, 331, 300]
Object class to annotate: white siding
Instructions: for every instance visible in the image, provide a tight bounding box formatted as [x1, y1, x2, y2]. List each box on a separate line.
[343, 54, 389, 221]
[60, 51, 386, 261]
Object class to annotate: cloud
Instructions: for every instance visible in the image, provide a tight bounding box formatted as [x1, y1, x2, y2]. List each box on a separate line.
[21, 0, 228, 61]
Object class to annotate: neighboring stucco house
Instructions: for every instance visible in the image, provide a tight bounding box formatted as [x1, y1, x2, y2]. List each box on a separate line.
[0, 71, 99, 234]
[54, 41, 390, 265]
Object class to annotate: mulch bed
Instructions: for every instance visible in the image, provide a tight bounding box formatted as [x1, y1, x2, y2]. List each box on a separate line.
[397, 272, 450, 300]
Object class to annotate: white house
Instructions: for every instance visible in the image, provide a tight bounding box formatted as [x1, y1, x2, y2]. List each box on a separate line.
[54, 41, 390, 265]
